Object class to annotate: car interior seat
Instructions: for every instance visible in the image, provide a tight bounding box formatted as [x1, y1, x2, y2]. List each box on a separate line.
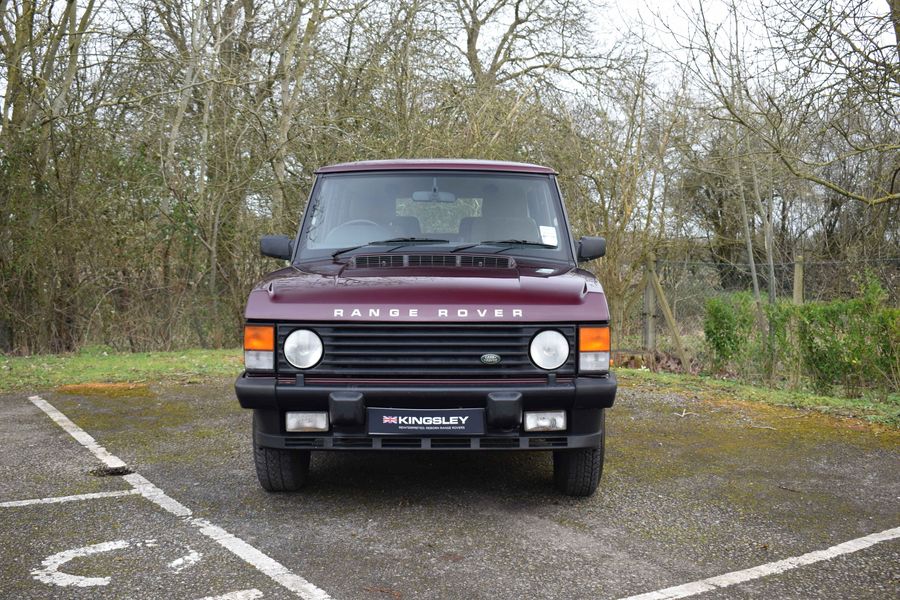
[389, 216, 422, 236]
[467, 193, 539, 243]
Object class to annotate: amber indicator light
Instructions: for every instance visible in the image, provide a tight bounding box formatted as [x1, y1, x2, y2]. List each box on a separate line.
[244, 325, 274, 351]
[579, 327, 610, 352]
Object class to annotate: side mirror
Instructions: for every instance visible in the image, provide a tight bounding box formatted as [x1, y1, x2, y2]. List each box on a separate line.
[260, 235, 293, 260]
[577, 236, 606, 262]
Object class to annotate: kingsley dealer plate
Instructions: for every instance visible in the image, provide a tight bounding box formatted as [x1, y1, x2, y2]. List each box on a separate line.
[368, 408, 485, 435]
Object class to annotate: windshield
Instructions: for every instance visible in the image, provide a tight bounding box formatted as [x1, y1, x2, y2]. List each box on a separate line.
[297, 171, 572, 262]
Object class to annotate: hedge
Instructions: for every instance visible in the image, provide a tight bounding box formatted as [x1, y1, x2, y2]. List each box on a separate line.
[703, 278, 899, 396]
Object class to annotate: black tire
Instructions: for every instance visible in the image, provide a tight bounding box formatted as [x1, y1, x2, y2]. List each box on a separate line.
[552, 411, 605, 497]
[253, 413, 310, 492]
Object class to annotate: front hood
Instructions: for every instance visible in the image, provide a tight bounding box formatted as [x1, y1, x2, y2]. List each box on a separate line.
[245, 261, 608, 322]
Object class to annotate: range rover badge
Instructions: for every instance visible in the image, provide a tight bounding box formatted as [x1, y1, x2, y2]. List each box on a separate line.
[480, 353, 502, 365]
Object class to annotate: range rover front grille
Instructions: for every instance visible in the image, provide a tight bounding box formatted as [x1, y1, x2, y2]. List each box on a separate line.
[276, 323, 576, 378]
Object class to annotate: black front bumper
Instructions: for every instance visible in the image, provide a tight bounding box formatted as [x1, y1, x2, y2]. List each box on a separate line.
[237, 372, 615, 451]
[235, 372, 617, 411]
[253, 428, 604, 451]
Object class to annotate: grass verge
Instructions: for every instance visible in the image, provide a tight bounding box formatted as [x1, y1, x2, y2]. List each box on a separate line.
[0, 346, 242, 393]
[618, 368, 899, 427]
[1, 347, 896, 427]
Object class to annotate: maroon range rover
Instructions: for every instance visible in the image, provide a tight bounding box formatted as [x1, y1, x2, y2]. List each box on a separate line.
[235, 159, 616, 496]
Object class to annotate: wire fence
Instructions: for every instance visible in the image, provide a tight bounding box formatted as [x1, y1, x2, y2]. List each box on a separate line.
[654, 257, 900, 303]
[614, 256, 900, 368]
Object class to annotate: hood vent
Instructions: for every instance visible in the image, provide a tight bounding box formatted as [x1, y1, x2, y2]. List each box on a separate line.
[409, 254, 457, 267]
[459, 255, 511, 268]
[355, 255, 404, 269]
[351, 254, 514, 269]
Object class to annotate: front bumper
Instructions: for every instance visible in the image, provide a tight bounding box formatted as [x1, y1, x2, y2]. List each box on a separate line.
[235, 372, 617, 411]
[238, 372, 616, 451]
[253, 428, 604, 451]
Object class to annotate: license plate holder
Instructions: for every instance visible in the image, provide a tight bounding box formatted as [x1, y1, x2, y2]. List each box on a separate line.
[367, 408, 485, 436]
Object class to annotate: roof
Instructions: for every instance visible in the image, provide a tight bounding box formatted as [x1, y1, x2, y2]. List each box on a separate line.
[315, 159, 557, 175]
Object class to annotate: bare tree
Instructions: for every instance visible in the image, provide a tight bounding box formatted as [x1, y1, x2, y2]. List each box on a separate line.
[449, 0, 599, 87]
[680, 0, 899, 206]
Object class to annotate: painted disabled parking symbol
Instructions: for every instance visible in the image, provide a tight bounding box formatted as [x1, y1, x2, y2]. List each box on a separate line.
[29, 538, 262, 599]
[32, 538, 200, 588]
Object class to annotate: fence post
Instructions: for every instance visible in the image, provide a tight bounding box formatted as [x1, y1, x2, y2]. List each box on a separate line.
[642, 264, 657, 367]
[793, 255, 804, 305]
[647, 255, 690, 372]
[790, 255, 804, 388]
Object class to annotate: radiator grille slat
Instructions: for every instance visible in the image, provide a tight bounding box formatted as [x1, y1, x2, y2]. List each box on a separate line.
[277, 323, 576, 378]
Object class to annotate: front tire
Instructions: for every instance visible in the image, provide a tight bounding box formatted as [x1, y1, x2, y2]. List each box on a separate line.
[552, 411, 605, 496]
[253, 412, 310, 492]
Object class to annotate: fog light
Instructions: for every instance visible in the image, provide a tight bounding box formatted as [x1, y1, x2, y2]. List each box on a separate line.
[524, 411, 566, 432]
[244, 350, 274, 371]
[285, 412, 329, 432]
[579, 351, 610, 373]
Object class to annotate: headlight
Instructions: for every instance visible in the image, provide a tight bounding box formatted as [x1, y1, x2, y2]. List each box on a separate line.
[283, 329, 323, 369]
[529, 330, 569, 370]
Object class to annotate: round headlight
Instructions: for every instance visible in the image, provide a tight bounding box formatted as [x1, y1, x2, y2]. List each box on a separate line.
[529, 330, 569, 370]
[284, 329, 323, 369]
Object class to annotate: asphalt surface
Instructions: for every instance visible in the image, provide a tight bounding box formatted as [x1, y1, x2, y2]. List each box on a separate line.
[0, 378, 898, 599]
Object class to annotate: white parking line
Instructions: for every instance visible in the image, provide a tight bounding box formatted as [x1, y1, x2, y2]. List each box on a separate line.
[619, 526, 900, 600]
[28, 395, 333, 600]
[0, 489, 140, 508]
[124, 472, 332, 600]
[197, 590, 264, 600]
[124, 472, 192, 517]
[29, 396, 127, 469]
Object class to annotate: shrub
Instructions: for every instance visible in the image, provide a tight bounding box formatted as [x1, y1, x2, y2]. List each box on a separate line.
[704, 293, 755, 372]
[703, 276, 898, 396]
[797, 277, 898, 396]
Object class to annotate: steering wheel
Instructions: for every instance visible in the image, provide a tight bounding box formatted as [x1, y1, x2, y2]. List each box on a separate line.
[340, 219, 381, 228]
[324, 219, 392, 247]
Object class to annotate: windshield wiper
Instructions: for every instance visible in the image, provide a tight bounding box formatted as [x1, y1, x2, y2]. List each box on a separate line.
[451, 240, 555, 253]
[379, 238, 450, 251]
[488, 241, 556, 254]
[478, 239, 555, 247]
[451, 239, 557, 254]
[331, 238, 450, 259]
[449, 243, 482, 253]
[375, 237, 448, 244]
[331, 244, 370, 258]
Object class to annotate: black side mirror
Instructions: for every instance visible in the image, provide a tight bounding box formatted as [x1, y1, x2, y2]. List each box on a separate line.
[260, 235, 293, 260]
[577, 236, 606, 262]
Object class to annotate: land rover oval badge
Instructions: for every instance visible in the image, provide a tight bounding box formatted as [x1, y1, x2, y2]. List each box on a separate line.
[480, 353, 501, 365]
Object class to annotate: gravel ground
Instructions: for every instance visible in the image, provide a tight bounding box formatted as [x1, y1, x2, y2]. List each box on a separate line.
[0, 379, 898, 599]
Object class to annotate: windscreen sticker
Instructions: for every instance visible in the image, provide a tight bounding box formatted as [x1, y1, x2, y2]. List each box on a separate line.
[539, 226, 558, 246]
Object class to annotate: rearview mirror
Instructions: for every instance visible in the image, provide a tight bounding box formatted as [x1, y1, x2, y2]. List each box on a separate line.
[412, 190, 456, 202]
[577, 236, 606, 262]
[412, 177, 456, 202]
[260, 235, 293, 260]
